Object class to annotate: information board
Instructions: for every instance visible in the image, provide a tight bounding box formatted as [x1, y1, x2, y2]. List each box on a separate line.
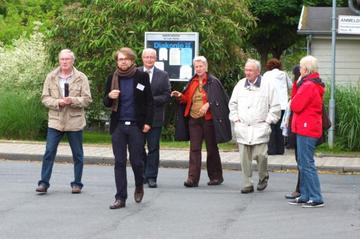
[144, 32, 199, 81]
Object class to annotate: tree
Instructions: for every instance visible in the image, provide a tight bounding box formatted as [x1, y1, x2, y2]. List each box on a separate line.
[48, 0, 256, 122]
[245, 0, 349, 69]
[0, 0, 75, 45]
[245, 0, 304, 69]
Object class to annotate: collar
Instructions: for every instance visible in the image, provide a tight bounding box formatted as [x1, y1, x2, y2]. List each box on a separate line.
[245, 76, 261, 88]
[144, 66, 154, 73]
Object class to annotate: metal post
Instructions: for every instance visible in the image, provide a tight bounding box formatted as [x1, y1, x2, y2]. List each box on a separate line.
[328, 0, 336, 148]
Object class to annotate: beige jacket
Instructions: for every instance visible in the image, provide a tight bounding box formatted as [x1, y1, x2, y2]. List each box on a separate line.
[41, 67, 92, 131]
[229, 76, 280, 145]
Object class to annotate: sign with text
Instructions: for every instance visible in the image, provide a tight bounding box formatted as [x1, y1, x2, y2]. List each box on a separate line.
[145, 32, 199, 81]
[338, 15, 360, 35]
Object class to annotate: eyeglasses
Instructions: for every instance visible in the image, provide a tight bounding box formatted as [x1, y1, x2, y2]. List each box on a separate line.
[117, 58, 130, 62]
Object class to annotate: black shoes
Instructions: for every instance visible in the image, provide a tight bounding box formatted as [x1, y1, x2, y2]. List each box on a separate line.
[302, 200, 325, 208]
[285, 191, 301, 200]
[184, 179, 198, 187]
[134, 185, 144, 203]
[288, 197, 307, 205]
[207, 178, 224, 186]
[148, 178, 157, 188]
[35, 183, 47, 194]
[109, 199, 126, 209]
[257, 176, 269, 191]
[71, 185, 82, 194]
[241, 185, 254, 194]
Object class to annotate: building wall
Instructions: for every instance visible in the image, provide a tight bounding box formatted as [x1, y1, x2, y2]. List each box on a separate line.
[311, 37, 360, 85]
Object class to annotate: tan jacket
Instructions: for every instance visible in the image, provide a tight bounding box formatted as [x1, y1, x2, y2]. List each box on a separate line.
[41, 67, 92, 131]
[229, 76, 280, 145]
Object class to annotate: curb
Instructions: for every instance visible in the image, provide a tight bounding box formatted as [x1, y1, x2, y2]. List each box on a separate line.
[1, 153, 359, 173]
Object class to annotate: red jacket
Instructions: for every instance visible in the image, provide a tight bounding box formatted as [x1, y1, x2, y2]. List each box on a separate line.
[290, 73, 324, 138]
[180, 74, 212, 120]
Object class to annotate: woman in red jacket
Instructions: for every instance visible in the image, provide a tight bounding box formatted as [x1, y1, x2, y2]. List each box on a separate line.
[171, 56, 232, 187]
[288, 55, 325, 208]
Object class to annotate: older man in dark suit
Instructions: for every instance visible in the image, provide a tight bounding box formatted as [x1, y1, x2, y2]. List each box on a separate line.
[139, 48, 171, 188]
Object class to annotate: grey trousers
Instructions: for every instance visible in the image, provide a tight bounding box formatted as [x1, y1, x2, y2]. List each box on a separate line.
[238, 143, 269, 188]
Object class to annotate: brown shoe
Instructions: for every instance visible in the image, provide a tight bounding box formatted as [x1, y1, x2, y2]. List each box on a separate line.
[241, 185, 254, 194]
[36, 184, 47, 193]
[207, 178, 224, 186]
[184, 179, 198, 187]
[134, 186, 144, 203]
[109, 199, 126, 209]
[71, 186, 82, 194]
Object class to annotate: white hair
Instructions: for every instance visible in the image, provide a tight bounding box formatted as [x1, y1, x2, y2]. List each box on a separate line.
[59, 49, 75, 61]
[193, 56, 208, 71]
[142, 48, 157, 58]
[245, 58, 261, 71]
[300, 55, 318, 74]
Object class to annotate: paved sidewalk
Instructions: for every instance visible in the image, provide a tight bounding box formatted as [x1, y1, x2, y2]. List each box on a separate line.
[0, 141, 359, 173]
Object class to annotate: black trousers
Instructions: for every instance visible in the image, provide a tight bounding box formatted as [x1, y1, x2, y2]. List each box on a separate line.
[188, 117, 223, 184]
[268, 110, 285, 155]
[111, 123, 145, 200]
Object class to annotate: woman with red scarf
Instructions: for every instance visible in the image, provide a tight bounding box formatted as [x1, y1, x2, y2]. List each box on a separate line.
[172, 56, 232, 187]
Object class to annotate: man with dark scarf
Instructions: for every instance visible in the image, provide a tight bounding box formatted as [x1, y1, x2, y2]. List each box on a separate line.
[103, 47, 153, 209]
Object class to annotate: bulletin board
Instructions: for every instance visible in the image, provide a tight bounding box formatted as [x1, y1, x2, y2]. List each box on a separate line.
[144, 32, 199, 81]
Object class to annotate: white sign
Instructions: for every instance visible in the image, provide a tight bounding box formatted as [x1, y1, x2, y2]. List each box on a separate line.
[144, 32, 199, 81]
[338, 15, 360, 35]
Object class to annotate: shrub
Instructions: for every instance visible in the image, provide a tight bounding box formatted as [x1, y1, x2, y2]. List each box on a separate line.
[0, 24, 51, 96]
[334, 85, 360, 150]
[0, 89, 47, 140]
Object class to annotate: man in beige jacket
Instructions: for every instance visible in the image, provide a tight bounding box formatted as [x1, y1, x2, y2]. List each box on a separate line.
[36, 49, 92, 194]
[229, 59, 280, 194]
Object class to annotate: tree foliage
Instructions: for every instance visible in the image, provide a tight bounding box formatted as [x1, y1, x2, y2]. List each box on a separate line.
[48, 0, 256, 121]
[0, 0, 74, 45]
[246, 0, 349, 69]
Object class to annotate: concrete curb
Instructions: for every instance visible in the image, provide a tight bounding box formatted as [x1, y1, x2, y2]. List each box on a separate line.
[1, 152, 359, 173]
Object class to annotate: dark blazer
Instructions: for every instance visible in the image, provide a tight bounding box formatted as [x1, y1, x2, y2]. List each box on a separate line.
[138, 66, 171, 127]
[103, 69, 154, 134]
[175, 73, 232, 144]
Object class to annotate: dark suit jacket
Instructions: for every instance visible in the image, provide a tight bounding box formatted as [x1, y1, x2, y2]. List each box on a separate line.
[138, 66, 171, 127]
[103, 69, 154, 134]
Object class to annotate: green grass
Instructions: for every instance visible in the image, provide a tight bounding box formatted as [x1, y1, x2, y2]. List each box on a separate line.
[83, 131, 238, 151]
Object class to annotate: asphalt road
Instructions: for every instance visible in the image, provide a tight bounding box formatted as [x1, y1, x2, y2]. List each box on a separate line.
[0, 160, 359, 239]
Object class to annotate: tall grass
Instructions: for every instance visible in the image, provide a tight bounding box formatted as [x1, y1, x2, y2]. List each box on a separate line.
[334, 85, 360, 150]
[0, 90, 47, 139]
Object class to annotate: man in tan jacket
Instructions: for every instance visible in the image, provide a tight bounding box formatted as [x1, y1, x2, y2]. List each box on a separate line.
[36, 49, 92, 194]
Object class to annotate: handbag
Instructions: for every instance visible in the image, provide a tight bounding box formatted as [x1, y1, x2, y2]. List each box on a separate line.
[316, 103, 331, 145]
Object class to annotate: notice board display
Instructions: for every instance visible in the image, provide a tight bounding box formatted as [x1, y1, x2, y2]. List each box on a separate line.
[145, 32, 199, 81]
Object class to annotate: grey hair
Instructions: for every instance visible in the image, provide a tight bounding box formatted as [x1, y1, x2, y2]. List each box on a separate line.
[300, 55, 318, 74]
[193, 56, 208, 71]
[59, 49, 75, 61]
[142, 48, 157, 58]
[245, 58, 261, 71]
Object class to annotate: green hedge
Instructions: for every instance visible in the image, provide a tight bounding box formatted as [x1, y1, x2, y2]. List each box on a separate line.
[0, 90, 47, 140]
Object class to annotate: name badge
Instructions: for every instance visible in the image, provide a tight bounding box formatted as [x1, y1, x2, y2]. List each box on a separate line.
[136, 83, 145, 91]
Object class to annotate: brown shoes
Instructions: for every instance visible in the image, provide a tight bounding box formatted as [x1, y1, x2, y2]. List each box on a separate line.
[35, 184, 47, 193]
[184, 179, 198, 187]
[71, 185, 82, 194]
[241, 185, 254, 194]
[207, 178, 224, 186]
[109, 199, 126, 209]
[134, 186, 144, 203]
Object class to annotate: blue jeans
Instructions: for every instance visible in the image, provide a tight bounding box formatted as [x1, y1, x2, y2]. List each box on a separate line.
[296, 134, 323, 203]
[38, 128, 84, 189]
[144, 126, 162, 180]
